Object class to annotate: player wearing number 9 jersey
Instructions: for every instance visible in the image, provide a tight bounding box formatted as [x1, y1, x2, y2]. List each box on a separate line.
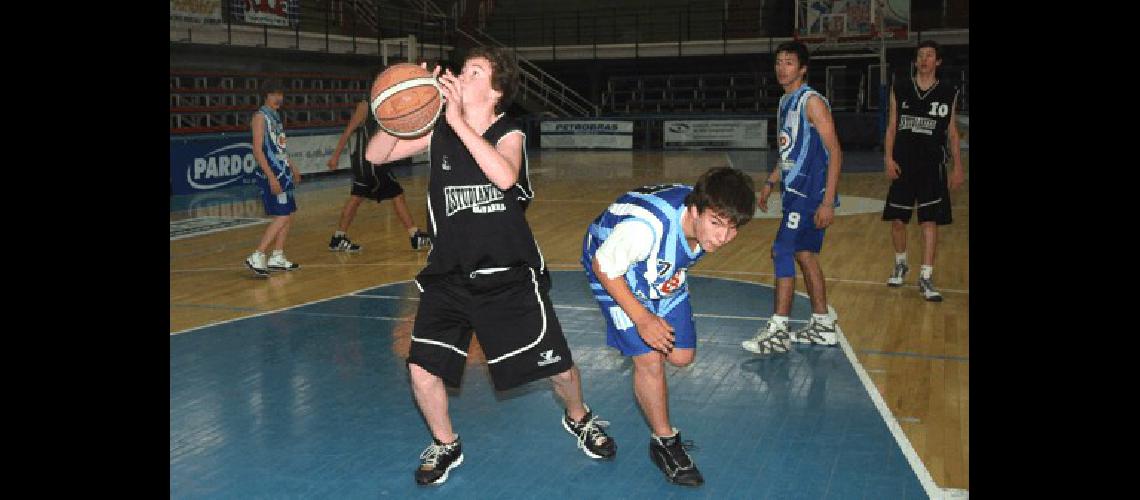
[743, 41, 844, 356]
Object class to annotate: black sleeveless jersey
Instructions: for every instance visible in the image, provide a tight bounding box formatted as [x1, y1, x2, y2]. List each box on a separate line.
[891, 73, 960, 167]
[350, 100, 380, 167]
[418, 114, 540, 278]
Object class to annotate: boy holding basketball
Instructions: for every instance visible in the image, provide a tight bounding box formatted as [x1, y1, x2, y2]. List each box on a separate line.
[363, 47, 617, 486]
[245, 79, 301, 276]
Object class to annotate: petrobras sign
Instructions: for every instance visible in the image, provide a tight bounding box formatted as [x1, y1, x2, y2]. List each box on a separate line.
[663, 120, 768, 149]
[540, 120, 633, 149]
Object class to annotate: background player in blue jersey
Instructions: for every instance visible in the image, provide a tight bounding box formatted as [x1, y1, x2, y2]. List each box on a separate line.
[582, 167, 755, 486]
[245, 79, 301, 277]
[882, 40, 964, 301]
[742, 41, 842, 355]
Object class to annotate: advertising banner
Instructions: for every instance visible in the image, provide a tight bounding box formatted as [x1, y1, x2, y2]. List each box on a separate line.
[170, 130, 345, 195]
[663, 120, 768, 149]
[540, 120, 633, 149]
[170, 0, 223, 24]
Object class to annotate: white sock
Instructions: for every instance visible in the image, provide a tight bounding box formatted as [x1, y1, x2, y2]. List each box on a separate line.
[334, 230, 346, 237]
[921, 265, 933, 279]
[408, 227, 420, 237]
[272, 249, 284, 257]
[770, 315, 789, 329]
[895, 252, 907, 265]
[812, 313, 834, 327]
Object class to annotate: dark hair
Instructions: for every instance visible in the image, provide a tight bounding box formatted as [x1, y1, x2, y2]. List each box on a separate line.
[465, 46, 519, 113]
[774, 41, 811, 69]
[684, 167, 756, 228]
[917, 40, 941, 60]
[261, 78, 284, 96]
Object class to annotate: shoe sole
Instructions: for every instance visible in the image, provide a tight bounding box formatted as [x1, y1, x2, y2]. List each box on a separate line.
[329, 248, 362, 252]
[923, 295, 944, 302]
[791, 337, 838, 346]
[268, 265, 299, 271]
[418, 453, 464, 486]
[245, 261, 269, 277]
[887, 281, 903, 287]
[741, 339, 790, 354]
[741, 344, 789, 354]
[561, 418, 613, 459]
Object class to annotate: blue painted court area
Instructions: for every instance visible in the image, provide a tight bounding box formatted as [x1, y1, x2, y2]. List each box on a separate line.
[170, 271, 929, 499]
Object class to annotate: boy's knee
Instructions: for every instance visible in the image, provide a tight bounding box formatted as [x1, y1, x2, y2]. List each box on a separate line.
[665, 350, 694, 367]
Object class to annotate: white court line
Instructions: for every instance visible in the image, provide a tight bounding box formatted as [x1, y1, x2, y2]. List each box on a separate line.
[170, 279, 415, 336]
[170, 262, 425, 273]
[169, 217, 270, 241]
[647, 272, 965, 499]
[170, 265, 969, 296]
[541, 263, 969, 295]
[835, 308, 959, 499]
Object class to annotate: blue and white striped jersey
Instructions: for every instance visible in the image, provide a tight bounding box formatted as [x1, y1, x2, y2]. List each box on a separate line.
[581, 184, 703, 317]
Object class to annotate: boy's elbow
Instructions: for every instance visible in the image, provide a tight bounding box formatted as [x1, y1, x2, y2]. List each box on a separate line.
[494, 172, 519, 191]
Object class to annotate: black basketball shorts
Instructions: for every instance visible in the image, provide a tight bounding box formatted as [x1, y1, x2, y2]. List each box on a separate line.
[351, 158, 404, 201]
[407, 267, 575, 391]
[882, 159, 952, 225]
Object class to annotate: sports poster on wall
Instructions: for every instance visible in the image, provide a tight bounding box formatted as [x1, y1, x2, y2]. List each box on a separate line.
[235, 0, 300, 27]
[170, 0, 223, 24]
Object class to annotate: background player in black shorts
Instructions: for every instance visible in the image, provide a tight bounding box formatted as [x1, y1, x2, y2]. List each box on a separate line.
[881, 40, 964, 301]
[361, 47, 616, 486]
[326, 86, 430, 253]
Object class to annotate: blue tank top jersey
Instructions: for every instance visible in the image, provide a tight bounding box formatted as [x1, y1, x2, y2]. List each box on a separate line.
[581, 184, 703, 317]
[258, 105, 293, 191]
[777, 84, 838, 213]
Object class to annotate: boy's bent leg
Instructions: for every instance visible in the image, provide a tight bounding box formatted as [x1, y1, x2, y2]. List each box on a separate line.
[632, 351, 673, 437]
[636, 349, 703, 486]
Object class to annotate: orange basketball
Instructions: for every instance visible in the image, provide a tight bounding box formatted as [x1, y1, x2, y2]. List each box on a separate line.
[370, 63, 443, 138]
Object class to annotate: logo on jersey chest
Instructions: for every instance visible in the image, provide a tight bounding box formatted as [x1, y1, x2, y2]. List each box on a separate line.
[656, 267, 688, 296]
[778, 130, 792, 157]
[444, 184, 506, 216]
[441, 155, 452, 171]
[899, 115, 937, 135]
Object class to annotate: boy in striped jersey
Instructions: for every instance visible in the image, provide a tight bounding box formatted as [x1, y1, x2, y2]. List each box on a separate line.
[582, 167, 756, 486]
